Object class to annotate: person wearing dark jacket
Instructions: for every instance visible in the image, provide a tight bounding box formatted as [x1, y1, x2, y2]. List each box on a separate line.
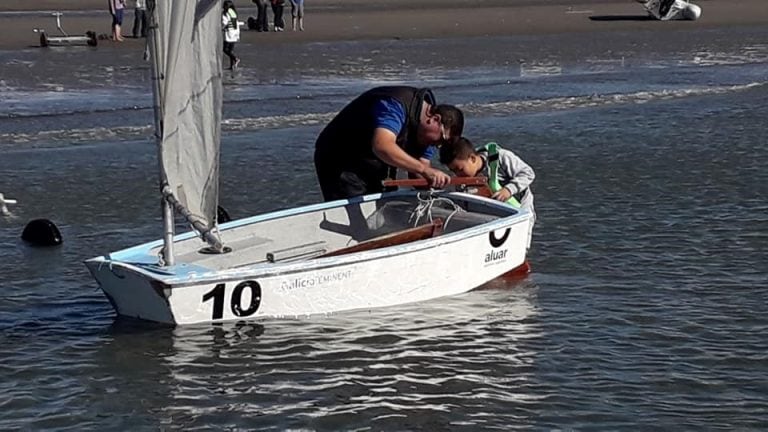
[132, 0, 147, 38]
[271, 0, 286, 31]
[252, 0, 270, 32]
[314, 86, 464, 201]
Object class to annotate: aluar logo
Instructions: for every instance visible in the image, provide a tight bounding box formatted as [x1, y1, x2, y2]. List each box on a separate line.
[489, 228, 510, 248]
[485, 248, 508, 263]
[485, 227, 511, 265]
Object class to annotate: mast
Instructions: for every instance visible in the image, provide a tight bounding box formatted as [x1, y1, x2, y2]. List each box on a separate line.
[146, 0, 175, 266]
[147, 0, 224, 266]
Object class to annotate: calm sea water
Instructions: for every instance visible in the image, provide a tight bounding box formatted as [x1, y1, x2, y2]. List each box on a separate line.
[1, 25, 767, 430]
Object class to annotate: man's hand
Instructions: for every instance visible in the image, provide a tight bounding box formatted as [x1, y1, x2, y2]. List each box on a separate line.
[422, 167, 450, 189]
[491, 188, 512, 202]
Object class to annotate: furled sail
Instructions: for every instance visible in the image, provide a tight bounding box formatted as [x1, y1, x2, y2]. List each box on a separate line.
[149, 0, 222, 240]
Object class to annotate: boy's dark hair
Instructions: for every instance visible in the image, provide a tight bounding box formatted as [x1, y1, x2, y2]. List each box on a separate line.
[439, 136, 476, 166]
[433, 104, 464, 144]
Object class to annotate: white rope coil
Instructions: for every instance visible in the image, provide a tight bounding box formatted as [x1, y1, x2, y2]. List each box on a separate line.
[409, 191, 463, 229]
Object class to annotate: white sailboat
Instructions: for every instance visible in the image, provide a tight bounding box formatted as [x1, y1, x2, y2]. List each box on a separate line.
[85, 0, 534, 325]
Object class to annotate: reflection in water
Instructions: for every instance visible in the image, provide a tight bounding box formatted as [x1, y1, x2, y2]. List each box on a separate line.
[149, 286, 540, 429]
[520, 61, 563, 78]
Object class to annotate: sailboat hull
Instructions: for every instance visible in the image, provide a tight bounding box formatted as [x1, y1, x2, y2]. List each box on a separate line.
[85, 191, 532, 325]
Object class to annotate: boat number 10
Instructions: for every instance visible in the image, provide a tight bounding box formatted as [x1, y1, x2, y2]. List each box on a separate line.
[202, 281, 262, 320]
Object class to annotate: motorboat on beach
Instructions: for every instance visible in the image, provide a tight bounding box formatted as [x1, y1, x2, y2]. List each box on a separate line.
[84, 1, 533, 325]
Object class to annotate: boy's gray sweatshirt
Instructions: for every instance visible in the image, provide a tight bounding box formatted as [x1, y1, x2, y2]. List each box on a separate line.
[479, 147, 535, 212]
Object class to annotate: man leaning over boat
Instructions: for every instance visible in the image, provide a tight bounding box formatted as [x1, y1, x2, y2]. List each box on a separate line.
[313, 86, 464, 201]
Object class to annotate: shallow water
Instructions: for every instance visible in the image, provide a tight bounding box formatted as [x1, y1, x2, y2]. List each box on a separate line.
[1, 26, 767, 430]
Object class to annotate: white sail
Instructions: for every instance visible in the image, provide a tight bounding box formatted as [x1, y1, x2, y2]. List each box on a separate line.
[151, 0, 222, 238]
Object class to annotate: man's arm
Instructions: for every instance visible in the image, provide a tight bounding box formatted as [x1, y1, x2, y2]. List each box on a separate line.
[372, 128, 450, 187]
[408, 144, 436, 178]
[372, 128, 427, 175]
[409, 158, 431, 179]
[371, 98, 449, 187]
[419, 145, 436, 168]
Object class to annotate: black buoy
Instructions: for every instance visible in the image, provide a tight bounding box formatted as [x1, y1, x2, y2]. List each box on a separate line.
[21, 219, 63, 246]
[247, 16, 258, 30]
[86, 31, 98, 47]
[39, 31, 49, 48]
[217, 205, 232, 224]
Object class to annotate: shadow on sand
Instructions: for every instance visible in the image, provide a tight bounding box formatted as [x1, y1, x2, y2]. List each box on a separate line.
[589, 15, 655, 21]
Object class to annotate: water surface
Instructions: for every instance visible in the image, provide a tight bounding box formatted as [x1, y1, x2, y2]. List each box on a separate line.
[1, 26, 767, 430]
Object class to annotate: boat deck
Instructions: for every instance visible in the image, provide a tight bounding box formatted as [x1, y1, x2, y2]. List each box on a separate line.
[149, 195, 506, 272]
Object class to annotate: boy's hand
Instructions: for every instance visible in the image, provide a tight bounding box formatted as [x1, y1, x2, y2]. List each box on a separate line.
[491, 188, 512, 202]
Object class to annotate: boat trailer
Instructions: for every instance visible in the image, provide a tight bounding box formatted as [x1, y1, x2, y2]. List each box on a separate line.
[33, 12, 97, 47]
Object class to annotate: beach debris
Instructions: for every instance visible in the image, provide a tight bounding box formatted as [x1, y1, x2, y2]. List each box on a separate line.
[0, 194, 16, 216]
[0, 193, 16, 216]
[33, 12, 98, 48]
[636, 0, 702, 21]
[21, 219, 63, 247]
[0, 194, 16, 215]
[565, 7, 594, 14]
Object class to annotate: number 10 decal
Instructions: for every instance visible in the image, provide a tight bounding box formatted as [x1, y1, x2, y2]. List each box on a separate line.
[202, 280, 262, 320]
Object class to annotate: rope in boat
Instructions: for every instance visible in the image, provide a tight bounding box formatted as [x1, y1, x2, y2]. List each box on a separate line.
[409, 191, 463, 229]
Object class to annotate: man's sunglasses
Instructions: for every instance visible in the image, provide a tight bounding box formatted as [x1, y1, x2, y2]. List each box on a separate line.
[438, 122, 450, 147]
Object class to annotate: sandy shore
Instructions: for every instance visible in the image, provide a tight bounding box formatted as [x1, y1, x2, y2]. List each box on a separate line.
[0, 0, 766, 93]
[1, 0, 766, 51]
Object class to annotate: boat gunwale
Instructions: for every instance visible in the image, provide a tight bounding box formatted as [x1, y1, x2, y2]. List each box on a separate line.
[85, 191, 531, 288]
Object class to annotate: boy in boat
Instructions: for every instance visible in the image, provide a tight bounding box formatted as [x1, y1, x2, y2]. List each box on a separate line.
[439, 137, 535, 215]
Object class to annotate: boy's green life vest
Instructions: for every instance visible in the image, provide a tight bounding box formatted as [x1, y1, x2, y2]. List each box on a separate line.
[481, 142, 521, 208]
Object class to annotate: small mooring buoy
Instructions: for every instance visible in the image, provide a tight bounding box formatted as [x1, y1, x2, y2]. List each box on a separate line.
[21, 219, 63, 246]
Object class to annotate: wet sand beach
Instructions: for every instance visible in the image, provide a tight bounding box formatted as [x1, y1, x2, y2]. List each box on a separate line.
[1, 0, 767, 51]
[1, 0, 766, 94]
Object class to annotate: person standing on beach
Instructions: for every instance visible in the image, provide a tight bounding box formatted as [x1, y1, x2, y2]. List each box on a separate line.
[271, 0, 286, 32]
[108, 0, 126, 42]
[290, 0, 304, 31]
[251, 0, 270, 32]
[314, 86, 463, 201]
[222, 1, 241, 70]
[132, 0, 147, 38]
